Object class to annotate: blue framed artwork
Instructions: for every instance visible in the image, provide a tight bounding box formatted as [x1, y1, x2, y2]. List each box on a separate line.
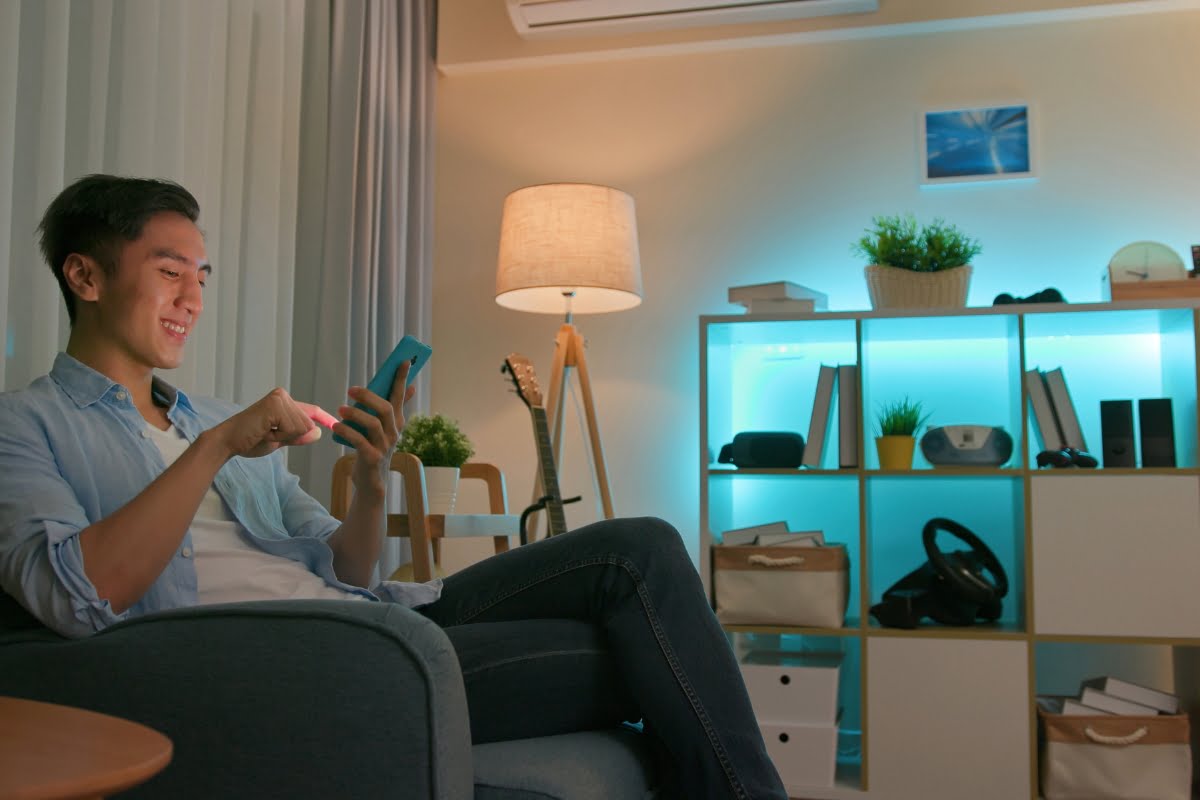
[920, 103, 1035, 185]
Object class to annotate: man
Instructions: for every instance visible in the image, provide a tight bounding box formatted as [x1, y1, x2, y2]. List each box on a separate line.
[0, 174, 431, 638]
[0, 174, 787, 800]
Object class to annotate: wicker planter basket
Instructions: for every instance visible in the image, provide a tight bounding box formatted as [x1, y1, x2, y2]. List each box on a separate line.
[865, 264, 972, 310]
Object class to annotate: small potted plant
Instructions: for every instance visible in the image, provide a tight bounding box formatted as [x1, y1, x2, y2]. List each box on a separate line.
[853, 214, 982, 309]
[874, 397, 930, 470]
[397, 414, 475, 513]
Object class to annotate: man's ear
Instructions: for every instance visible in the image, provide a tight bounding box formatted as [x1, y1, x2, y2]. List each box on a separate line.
[62, 254, 106, 304]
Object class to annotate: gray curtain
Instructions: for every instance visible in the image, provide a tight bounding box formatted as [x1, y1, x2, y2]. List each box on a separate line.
[291, 0, 436, 580]
[0, 0, 307, 400]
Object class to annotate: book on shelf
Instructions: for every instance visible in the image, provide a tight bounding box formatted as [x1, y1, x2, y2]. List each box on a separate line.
[720, 524, 826, 547]
[1042, 367, 1089, 451]
[1081, 676, 1180, 714]
[1025, 368, 1065, 451]
[1078, 686, 1161, 716]
[727, 281, 829, 309]
[754, 531, 825, 547]
[1064, 698, 1112, 716]
[837, 364, 859, 468]
[1037, 696, 1112, 716]
[744, 297, 820, 314]
[802, 365, 837, 468]
[721, 521, 789, 546]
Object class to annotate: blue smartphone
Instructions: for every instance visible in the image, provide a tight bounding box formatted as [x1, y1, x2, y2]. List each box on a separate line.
[333, 335, 432, 447]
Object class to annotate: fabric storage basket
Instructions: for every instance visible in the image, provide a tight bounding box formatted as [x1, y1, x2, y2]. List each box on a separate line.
[864, 264, 971, 309]
[1039, 708, 1192, 800]
[713, 544, 848, 628]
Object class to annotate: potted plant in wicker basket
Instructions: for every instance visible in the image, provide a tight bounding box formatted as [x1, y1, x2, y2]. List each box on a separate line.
[875, 397, 930, 470]
[853, 214, 982, 309]
[396, 413, 475, 514]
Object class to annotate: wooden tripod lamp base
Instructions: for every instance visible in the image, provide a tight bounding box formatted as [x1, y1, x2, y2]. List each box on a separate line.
[533, 322, 615, 532]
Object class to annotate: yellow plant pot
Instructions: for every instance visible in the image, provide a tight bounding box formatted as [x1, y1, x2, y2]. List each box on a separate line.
[876, 436, 916, 470]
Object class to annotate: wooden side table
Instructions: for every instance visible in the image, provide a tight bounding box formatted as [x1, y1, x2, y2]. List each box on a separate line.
[0, 696, 173, 799]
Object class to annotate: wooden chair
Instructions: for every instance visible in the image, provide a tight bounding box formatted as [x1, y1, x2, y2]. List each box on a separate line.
[330, 453, 520, 582]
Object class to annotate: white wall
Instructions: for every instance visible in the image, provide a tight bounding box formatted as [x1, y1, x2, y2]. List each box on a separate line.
[431, 9, 1200, 564]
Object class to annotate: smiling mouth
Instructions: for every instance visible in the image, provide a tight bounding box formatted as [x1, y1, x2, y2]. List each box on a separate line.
[161, 321, 188, 337]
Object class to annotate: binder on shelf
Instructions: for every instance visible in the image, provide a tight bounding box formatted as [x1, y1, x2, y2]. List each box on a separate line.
[1025, 369, 1065, 452]
[1042, 368, 1088, 451]
[802, 365, 837, 468]
[837, 364, 859, 468]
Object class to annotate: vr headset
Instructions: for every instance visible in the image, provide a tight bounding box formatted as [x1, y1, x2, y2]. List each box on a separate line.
[717, 431, 805, 469]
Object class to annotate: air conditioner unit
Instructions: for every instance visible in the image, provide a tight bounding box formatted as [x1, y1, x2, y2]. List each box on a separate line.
[506, 0, 880, 38]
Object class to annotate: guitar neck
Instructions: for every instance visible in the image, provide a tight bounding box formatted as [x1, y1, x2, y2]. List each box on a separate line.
[529, 407, 567, 536]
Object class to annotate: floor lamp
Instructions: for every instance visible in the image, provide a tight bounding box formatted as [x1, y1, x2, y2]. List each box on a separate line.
[495, 183, 643, 537]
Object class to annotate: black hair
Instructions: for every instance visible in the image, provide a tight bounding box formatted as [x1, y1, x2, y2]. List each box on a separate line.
[37, 174, 200, 325]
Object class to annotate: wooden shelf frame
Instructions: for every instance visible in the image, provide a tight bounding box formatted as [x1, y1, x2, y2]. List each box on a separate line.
[700, 300, 1200, 800]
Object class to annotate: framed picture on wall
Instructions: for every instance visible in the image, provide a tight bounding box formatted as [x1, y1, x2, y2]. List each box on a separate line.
[919, 103, 1035, 185]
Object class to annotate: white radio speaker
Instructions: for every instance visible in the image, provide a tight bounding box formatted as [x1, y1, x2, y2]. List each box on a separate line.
[920, 425, 1013, 467]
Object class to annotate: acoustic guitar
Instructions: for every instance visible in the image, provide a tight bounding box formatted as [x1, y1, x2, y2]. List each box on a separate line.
[502, 353, 572, 541]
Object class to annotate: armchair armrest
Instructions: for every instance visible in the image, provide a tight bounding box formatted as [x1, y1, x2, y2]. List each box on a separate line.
[0, 600, 472, 800]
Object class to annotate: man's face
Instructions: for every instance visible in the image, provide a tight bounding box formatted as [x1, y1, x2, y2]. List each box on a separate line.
[92, 211, 210, 373]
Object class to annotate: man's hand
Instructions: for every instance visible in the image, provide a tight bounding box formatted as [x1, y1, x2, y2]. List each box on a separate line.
[333, 360, 417, 498]
[209, 388, 323, 460]
[325, 363, 415, 587]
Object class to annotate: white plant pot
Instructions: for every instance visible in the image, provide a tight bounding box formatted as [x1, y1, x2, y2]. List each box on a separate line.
[422, 466, 460, 515]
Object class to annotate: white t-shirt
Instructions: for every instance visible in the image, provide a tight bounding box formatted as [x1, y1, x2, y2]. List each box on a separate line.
[145, 422, 365, 604]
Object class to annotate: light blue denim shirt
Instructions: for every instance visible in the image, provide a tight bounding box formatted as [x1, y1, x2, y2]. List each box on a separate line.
[0, 353, 440, 638]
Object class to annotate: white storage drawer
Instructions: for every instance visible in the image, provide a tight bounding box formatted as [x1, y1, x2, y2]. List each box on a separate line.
[741, 651, 841, 724]
[760, 720, 839, 789]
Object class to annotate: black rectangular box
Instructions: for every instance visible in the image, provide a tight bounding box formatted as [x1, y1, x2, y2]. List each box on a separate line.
[1100, 400, 1136, 468]
[1139, 398, 1176, 468]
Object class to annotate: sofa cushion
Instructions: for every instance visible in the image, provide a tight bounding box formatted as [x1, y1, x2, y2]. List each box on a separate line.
[473, 728, 659, 800]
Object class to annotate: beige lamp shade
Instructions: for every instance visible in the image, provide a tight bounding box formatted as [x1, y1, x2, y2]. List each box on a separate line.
[495, 183, 643, 315]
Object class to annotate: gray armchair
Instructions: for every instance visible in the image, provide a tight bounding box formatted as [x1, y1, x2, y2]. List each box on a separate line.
[0, 593, 659, 799]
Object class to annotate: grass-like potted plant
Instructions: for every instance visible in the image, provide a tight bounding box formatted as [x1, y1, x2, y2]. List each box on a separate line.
[874, 396, 930, 470]
[397, 413, 475, 513]
[853, 214, 982, 309]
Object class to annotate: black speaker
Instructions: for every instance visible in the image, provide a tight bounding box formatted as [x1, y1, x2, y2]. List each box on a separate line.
[1138, 398, 1176, 468]
[1099, 400, 1136, 468]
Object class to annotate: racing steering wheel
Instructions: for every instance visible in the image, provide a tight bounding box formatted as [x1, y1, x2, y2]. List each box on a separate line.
[870, 517, 1009, 629]
[923, 517, 1008, 613]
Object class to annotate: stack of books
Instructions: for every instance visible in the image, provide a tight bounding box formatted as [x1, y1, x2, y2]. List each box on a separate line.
[720, 521, 825, 547]
[1038, 675, 1180, 716]
[728, 281, 829, 314]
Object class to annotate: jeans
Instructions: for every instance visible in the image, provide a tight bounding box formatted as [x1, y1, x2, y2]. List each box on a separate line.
[418, 517, 788, 800]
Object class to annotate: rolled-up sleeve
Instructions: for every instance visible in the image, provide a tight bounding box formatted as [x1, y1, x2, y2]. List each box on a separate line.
[0, 409, 124, 638]
[273, 451, 340, 542]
